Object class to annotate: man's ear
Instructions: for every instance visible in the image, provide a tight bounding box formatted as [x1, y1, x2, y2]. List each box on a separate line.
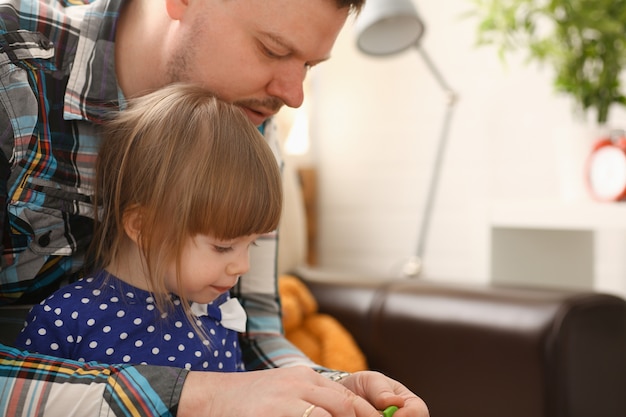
[123, 206, 144, 245]
[165, 0, 190, 20]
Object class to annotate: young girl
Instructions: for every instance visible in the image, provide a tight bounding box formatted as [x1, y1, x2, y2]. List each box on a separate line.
[14, 83, 283, 371]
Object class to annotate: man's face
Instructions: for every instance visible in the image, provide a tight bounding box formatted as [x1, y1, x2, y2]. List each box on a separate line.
[166, 0, 349, 126]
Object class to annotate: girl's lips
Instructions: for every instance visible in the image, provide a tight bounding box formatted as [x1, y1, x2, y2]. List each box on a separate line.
[211, 285, 234, 294]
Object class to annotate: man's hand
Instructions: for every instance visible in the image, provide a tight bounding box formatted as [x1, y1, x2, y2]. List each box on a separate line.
[179, 366, 387, 417]
[338, 371, 429, 417]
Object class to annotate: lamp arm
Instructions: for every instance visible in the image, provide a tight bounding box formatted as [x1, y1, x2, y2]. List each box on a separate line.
[402, 45, 458, 278]
[415, 46, 458, 105]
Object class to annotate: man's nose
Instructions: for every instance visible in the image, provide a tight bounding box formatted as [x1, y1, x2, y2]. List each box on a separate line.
[266, 65, 306, 108]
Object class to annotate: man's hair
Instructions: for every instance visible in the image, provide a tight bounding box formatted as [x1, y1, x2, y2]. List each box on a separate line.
[91, 83, 282, 312]
[337, 0, 365, 13]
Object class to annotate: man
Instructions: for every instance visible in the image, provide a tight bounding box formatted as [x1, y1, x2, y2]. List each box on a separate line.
[0, 1, 429, 416]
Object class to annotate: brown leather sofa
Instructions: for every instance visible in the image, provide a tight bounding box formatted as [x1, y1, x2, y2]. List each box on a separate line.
[297, 272, 626, 417]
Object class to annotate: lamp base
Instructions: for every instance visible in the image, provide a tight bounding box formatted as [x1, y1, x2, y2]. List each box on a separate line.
[401, 256, 423, 277]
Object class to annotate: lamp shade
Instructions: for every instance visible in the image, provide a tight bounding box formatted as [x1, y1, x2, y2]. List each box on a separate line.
[354, 0, 424, 56]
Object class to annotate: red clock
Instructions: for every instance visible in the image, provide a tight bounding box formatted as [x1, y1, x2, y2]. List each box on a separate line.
[586, 132, 626, 201]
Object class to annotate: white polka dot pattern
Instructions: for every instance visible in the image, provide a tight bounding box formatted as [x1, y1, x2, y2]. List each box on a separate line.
[14, 271, 244, 372]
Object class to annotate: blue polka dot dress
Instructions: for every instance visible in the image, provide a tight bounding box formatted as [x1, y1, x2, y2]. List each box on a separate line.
[15, 270, 245, 371]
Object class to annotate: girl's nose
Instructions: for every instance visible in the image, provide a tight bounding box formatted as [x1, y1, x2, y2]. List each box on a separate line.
[226, 251, 250, 277]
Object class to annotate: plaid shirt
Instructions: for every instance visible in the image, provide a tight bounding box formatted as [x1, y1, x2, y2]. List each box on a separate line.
[0, 344, 186, 417]
[0, 0, 116, 299]
[0, 0, 317, 415]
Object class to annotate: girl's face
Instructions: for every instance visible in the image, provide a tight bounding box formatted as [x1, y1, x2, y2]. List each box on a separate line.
[165, 233, 260, 304]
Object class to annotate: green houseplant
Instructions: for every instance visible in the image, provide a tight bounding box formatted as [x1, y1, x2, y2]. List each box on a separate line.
[470, 0, 626, 125]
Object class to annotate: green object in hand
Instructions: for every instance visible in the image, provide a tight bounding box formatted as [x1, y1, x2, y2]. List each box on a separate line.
[382, 406, 399, 417]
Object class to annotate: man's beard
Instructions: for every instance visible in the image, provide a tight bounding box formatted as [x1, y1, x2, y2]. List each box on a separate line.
[166, 45, 191, 85]
[234, 97, 284, 114]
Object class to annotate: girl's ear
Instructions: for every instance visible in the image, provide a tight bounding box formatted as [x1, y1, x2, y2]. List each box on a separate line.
[123, 205, 144, 245]
[165, 0, 190, 20]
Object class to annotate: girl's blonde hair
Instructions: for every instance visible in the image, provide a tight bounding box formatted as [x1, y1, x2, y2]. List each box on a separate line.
[91, 83, 282, 312]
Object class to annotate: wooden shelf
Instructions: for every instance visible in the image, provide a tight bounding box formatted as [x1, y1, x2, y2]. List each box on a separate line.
[298, 168, 318, 266]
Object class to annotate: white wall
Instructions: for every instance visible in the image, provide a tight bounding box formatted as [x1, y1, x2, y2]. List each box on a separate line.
[306, 0, 626, 289]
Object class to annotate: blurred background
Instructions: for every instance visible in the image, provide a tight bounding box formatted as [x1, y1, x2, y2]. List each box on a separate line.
[277, 0, 626, 299]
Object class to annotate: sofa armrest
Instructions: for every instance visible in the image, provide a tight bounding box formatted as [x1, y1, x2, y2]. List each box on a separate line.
[297, 272, 626, 417]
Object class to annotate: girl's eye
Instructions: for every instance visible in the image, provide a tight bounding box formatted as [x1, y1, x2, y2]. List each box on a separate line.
[214, 246, 232, 254]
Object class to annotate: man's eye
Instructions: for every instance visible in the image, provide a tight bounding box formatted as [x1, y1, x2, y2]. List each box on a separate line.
[264, 48, 278, 58]
[263, 45, 287, 59]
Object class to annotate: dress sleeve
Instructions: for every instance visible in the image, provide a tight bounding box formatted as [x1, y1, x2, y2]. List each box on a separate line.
[14, 301, 74, 358]
[0, 344, 187, 417]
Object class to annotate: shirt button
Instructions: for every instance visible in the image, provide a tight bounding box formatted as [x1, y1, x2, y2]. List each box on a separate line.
[38, 231, 52, 247]
[39, 37, 53, 50]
